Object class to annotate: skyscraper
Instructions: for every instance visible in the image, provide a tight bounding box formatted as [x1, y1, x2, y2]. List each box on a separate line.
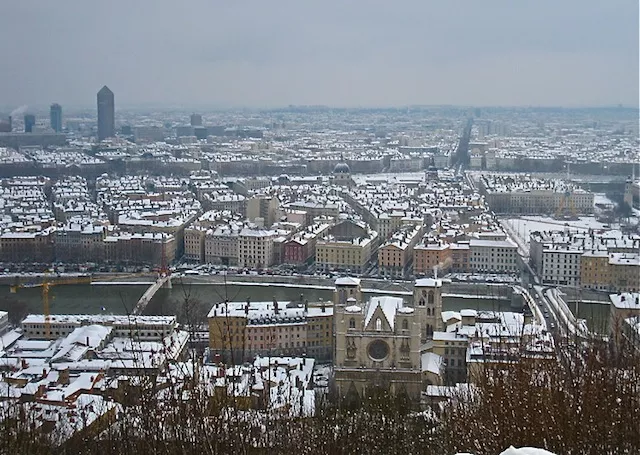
[50, 103, 62, 133]
[190, 113, 202, 127]
[24, 114, 35, 133]
[97, 85, 115, 141]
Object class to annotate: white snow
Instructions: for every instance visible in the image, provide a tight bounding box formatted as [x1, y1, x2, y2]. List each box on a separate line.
[455, 448, 557, 455]
[500, 447, 557, 455]
[501, 215, 612, 255]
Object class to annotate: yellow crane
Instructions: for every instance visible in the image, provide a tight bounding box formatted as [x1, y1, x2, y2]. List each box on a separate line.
[10, 275, 91, 339]
[555, 190, 577, 219]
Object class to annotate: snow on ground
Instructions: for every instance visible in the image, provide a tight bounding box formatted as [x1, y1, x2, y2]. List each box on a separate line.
[500, 447, 557, 455]
[501, 215, 612, 255]
[455, 448, 556, 455]
[593, 192, 615, 206]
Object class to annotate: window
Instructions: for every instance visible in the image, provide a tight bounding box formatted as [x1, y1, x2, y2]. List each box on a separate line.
[402, 319, 408, 330]
[375, 318, 382, 331]
[349, 318, 356, 329]
[428, 291, 435, 305]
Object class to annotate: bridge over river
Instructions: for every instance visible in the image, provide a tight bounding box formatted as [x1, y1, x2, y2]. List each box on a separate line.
[132, 275, 172, 315]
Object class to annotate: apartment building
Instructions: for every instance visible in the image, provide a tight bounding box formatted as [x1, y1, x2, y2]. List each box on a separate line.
[431, 330, 469, 385]
[582, 253, 640, 292]
[414, 242, 452, 277]
[22, 314, 177, 341]
[246, 195, 280, 228]
[184, 211, 242, 263]
[315, 220, 378, 274]
[450, 242, 470, 272]
[287, 201, 340, 224]
[0, 227, 55, 263]
[54, 222, 107, 263]
[183, 227, 206, 262]
[208, 301, 334, 362]
[102, 232, 176, 268]
[205, 225, 240, 266]
[478, 174, 594, 215]
[532, 230, 640, 288]
[283, 222, 332, 265]
[428, 310, 553, 385]
[378, 224, 423, 278]
[610, 293, 640, 348]
[609, 254, 640, 292]
[580, 251, 610, 290]
[237, 227, 277, 269]
[468, 238, 519, 274]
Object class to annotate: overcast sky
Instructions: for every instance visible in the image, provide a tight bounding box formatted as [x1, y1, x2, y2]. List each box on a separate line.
[0, 0, 637, 109]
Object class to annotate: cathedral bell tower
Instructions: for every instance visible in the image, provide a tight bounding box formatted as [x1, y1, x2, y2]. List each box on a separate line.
[412, 273, 443, 343]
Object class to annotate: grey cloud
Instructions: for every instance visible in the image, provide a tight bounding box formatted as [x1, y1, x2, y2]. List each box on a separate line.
[0, 0, 637, 108]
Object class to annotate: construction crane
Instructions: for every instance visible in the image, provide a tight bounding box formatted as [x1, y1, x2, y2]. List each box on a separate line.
[556, 163, 578, 219]
[555, 190, 577, 219]
[10, 274, 91, 339]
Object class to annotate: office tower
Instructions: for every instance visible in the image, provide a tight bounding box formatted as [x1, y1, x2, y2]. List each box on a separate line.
[50, 103, 62, 132]
[24, 114, 35, 133]
[97, 85, 115, 141]
[0, 117, 10, 133]
[190, 113, 202, 127]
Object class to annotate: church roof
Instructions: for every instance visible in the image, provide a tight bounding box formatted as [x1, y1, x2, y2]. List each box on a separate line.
[335, 277, 361, 286]
[364, 296, 404, 331]
[415, 278, 443, 288]
[333, 162, 351, 174]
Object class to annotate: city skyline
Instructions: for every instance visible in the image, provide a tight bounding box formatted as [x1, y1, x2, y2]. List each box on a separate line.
[0, 1, 637, 109]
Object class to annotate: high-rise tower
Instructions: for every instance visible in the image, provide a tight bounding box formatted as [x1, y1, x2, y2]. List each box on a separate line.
[190, 113, 202, 127]
[97, 85, 115, 141]
[24, 114, 35, 133]
[50, 103, 62, 133]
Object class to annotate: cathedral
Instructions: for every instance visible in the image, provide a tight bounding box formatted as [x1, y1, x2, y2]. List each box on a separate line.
[333, 277, 444, 404]
[330, 157, 355, 187]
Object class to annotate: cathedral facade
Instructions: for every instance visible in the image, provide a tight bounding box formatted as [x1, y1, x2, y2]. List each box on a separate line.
[333, 277, 444, 404]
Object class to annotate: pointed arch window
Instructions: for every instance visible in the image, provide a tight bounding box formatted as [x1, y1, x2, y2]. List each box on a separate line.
[428, 291, 435, 305]
[349, 318, 356, 329]
[402, 319, 408, 330]
[375, 318, 382, 331]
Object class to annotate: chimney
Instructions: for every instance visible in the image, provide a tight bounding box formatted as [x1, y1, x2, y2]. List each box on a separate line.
[37, 384, 46, 398]
[58, 368, 70, 386]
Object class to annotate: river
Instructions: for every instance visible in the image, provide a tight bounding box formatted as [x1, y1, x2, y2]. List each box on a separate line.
[0, 282, 515, 322]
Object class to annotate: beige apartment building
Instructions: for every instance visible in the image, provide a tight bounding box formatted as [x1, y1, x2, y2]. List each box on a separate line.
[378, 224, 423, 278]
[315, 220, 378, 274]
[205, 226, 240, 265]
[246, 195, 280, 228]
[208, 301, 334, 362]
[183, 227, 206, 262]
[237, 228, 277, 269]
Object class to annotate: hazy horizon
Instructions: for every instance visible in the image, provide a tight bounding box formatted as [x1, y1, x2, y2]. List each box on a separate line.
[1, 0, 637, 110]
